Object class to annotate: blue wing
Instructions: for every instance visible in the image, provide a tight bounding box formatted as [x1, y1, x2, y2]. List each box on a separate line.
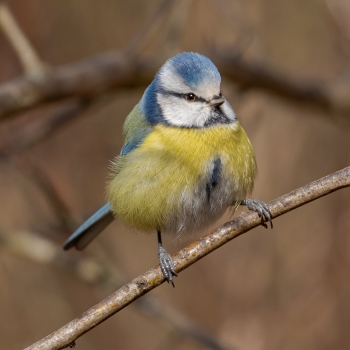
[120, 127, 152, 156]
[64, 106, 152, 251]
[63, 203, 114, 250]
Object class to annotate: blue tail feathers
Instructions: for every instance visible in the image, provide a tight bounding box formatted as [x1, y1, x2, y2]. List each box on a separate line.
[63, 203, 114, 250]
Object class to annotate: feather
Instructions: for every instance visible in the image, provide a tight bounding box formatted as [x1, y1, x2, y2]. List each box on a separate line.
[63, 203, 114, 250]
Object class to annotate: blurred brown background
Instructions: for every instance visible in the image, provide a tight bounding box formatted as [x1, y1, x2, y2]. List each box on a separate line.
[0, 0, 349, 349]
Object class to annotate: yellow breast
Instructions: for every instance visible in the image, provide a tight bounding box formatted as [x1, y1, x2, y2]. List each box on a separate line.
[107, 122, 257, 233]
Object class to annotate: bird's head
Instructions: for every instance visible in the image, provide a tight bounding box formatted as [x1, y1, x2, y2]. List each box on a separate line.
[142, 52, 236, 128]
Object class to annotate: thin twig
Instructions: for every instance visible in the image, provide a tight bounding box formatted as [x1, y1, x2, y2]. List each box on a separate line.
[162, 0, 193, 56]
[138, 297, 233, 350]
[7, 155, 76, 234]
[24, 166, 350, 350]
[326, 0, 350, 45]
[0, 99, 90, 234]
[0, 0, 172, 120]
[0, 98, 88, 154]
[125, 0, 177, 56]
[205, 0, 256, 54]
[0, 2, 46, 77]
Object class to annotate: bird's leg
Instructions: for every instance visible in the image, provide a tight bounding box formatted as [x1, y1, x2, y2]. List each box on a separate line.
[240, 199, 273, 229]
[157, 230, 177, 287]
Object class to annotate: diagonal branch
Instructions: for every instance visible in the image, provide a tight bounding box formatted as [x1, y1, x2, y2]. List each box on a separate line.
[24, 166, 350, 350]
[0, 230, 231, 350]
[0, 0, 177, 121]
[0, 2, 46, 77]
[0, 98, 88, 154]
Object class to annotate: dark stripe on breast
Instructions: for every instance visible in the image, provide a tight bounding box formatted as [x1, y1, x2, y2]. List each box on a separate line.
[206, 157, 222, 202]
[204, 110, 231, 126]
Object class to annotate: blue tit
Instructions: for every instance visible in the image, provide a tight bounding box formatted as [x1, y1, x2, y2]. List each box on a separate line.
[63, 52, 272, 286]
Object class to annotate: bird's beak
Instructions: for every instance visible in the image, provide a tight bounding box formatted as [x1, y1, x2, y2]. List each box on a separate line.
[210, 95, 225, 107]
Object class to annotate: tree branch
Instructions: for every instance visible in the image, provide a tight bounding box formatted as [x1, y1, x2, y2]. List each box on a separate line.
[24, 166, 350, 350]
[0, 230, 231, 350]
[0, 0, 177, 121]
[2, 49, 350, 123]
[212, 51, 339, 111]
[1, 0, 350, 123]
[0, 2, 46, 77]
[0, 51, 146, 121]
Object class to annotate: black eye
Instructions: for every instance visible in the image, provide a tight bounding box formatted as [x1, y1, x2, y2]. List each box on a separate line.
[185, 93, 197, 102]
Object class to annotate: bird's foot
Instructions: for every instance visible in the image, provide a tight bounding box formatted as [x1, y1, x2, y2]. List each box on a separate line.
[241, 198, 273, 229]
[158, 246, 177, 287]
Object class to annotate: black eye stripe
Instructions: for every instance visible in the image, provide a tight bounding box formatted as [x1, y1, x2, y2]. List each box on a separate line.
[160, 89, 207, 103]
[187, 95, 206, 103]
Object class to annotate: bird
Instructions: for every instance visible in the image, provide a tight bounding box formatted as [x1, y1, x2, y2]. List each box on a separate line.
[63, 52, 272, 286]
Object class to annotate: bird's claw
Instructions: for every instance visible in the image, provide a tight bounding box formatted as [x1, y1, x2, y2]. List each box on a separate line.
[158, 246, 177, 287]
[242, 199, 273, 229]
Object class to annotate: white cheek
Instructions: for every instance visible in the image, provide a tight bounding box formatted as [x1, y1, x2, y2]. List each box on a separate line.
[157, 94, 211, 127]
[221, 100, 236, 121]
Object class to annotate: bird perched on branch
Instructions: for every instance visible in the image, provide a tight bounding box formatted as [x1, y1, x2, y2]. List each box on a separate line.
[63, 52, 272, 286]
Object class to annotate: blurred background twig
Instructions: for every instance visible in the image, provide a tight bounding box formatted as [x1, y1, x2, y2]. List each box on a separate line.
[0, 1, 46, 77]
